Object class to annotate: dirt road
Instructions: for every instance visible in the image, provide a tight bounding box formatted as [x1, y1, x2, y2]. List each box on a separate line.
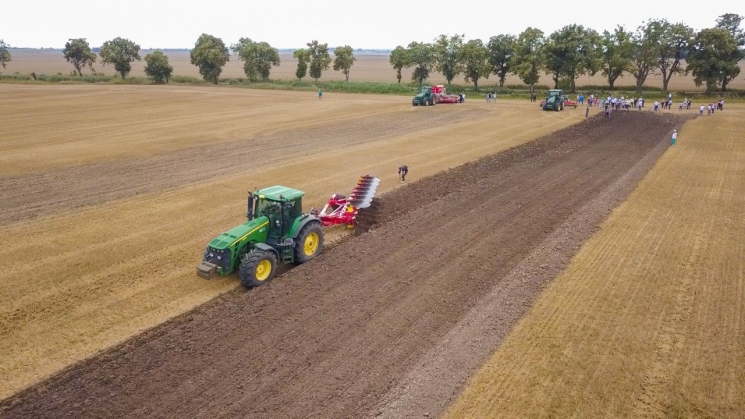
[1, 112, 686, 418]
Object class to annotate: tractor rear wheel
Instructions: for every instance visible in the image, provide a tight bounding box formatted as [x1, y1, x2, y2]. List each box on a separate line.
[239, 249, 277, 287]
[294, 222, 324, 264]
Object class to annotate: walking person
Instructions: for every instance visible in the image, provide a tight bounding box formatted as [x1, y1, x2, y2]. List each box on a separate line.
[398, 165, 408, 182]
[318, 89, 323, 99]
[585, 105, 590, 118]
[699, 104, 704, 116]
[671, 129, 677, 146]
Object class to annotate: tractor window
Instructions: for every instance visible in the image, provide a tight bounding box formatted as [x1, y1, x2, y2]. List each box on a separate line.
[283, 199, 301, 219]
[256, 200, 281, 218]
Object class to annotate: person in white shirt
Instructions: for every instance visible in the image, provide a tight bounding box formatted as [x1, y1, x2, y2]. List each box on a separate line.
[654, 101, 660, 111]
[671, 129, 677, 146]
[699, 105, 704, 115]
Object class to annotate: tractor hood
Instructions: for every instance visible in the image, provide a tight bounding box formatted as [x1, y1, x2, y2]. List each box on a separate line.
[208, 217, 270, 250]
[414, 92, 426, 99]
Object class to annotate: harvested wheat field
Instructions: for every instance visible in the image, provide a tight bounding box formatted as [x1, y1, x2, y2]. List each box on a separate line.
[445, 109, 745, 417]
[0, 84, 582, 401]
[1, 106, 687, 417]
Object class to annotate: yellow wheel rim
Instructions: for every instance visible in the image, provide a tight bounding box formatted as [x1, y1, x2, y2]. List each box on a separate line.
[255, 259, 272, 281]
[304, 232, 319, 256]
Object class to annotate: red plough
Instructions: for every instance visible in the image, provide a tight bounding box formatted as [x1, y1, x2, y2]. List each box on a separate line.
[316, 175, 380, 228]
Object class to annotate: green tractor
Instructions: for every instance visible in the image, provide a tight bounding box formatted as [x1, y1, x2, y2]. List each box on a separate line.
[541, 89, 565, 111]
[197, 186, 324, 287]
[412, 86, 437, 106]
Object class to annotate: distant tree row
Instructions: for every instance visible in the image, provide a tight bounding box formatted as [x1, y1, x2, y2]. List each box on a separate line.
[22, 35, 354, 84]
[1, 14, 741, 91]
[61, 37, 173, 83]
[388, 13, 745, 93]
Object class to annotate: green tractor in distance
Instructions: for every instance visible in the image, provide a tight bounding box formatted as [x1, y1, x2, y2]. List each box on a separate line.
[541, 89, 565, 111]
[412, 86, 437, 106]
[197, 186, 324, 287]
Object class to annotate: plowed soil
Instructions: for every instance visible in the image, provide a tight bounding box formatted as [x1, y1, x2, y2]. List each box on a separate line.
[1, 111, 687, 418]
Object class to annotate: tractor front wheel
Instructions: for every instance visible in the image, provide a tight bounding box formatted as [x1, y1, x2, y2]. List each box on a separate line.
[239, 249, 277, 287]
[294, 222, 324, 264]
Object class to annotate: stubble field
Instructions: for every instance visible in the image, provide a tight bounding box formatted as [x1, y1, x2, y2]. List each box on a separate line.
[0, 84, 581, 401]
[1, 82, 742, 418]
[6, 49, 745, 91]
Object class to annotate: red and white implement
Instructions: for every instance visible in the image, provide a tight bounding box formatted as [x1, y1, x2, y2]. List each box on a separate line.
[317, 175, 380, 228]
[432, 85, 460, 104]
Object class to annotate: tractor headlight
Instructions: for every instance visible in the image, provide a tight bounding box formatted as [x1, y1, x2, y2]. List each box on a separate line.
[217, 256, 221, 260]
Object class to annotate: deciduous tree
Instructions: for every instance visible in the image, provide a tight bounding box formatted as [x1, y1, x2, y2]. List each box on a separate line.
[512, 28, 545, 94]
[687, 28, 742, 92]
[715, 13, 745, 47]
[487, 34, 515, 87]
[406, 41, 436, 86]
[190, 34, 230, 84]
[99, 37, 141, 79]
[332, 45, 356, 82]
[542, 25, 600, 92]
[645, 19, 694, 92]
[232, 38, 280, 81]
[459, 39, 490, 89]
[389, 46, 409, 83]
[144, 50, 173, 83]
[307, 40, 331, 82]
[62, 38, 96, 76]
[434, 34, 464, 85]
[293, 48, 310, 81]
[0, 40, 10, 69]
[629, 23, 658, 94]
[600, 26, 634, 89]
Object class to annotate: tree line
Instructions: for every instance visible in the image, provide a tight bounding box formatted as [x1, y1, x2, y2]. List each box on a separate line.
[389, 14, 744, 93]
[0, 34, 356, 85]
[1, 14, 742, 92]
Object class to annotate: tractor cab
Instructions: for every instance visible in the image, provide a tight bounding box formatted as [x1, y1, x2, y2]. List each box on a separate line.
[250, 186, 304, 239]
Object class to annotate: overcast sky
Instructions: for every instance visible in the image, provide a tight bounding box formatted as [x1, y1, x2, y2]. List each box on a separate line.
[6, 1, 744, 49]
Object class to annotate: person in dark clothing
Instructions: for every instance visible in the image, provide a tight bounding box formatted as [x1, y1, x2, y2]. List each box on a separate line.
[398, 165, 408, 182]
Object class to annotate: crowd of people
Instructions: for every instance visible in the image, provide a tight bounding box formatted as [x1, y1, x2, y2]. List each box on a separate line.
[578, 92, 726, 119]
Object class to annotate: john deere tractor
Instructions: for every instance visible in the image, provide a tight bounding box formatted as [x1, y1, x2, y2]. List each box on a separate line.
[197, 186, 324, 287]
[542, 89, 565, 111]
[412, 86, 437, 106]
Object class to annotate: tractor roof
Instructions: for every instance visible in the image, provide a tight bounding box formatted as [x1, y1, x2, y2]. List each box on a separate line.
[255, 185, 305, 201]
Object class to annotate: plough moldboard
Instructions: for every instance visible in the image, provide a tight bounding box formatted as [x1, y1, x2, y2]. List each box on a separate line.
[315, 175, 381, 228]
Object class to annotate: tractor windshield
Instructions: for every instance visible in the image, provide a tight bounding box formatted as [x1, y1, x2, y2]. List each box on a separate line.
[420, 87, 431, 94]
[255, 199, 281, 218]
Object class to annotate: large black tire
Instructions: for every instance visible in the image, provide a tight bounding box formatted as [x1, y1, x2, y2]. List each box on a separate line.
[430, 97, 436, 106]
[294, 222, 324, 264]
[239, 249, 277, 287]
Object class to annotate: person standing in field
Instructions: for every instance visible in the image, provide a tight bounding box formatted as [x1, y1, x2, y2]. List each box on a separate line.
[699, 104, 705, 116]
[586, 105, 590, 118]
[398, 165, 408, 182]
[654, 101, 659, 112]
[671, 129, 677, 146]
[318, 89, 323, 99]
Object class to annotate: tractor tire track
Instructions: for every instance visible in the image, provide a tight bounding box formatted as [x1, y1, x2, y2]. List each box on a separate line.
[0, 112, 688, 418]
